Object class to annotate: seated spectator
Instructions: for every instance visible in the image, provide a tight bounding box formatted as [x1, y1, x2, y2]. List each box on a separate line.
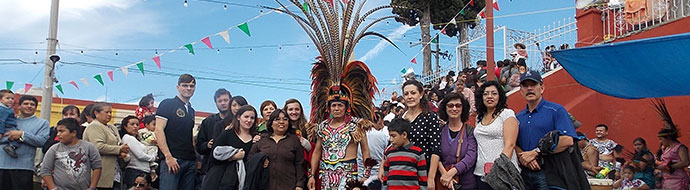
[577, 132, 601, 176]
[630, 137, 655, 188]
[590, 124, 617, 168]
[613, 166, 650, 190]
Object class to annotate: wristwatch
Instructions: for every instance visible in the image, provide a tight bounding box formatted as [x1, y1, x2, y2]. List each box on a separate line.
[534, 147, 541, 154]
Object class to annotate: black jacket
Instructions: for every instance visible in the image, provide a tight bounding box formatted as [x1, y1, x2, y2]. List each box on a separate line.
[485, 153, 526, 190]
[243, 153, 270, 190]
[537, 130, 591, 190]
[196, 113, 224, 174]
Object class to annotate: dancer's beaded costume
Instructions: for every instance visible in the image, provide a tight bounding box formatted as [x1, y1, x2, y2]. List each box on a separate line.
[269, 0, 402, 189]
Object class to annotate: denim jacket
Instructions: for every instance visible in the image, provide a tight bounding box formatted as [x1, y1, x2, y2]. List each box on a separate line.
[0, 104, 17, 131]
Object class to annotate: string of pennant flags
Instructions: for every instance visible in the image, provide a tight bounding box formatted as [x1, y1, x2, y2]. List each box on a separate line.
[1, 4, 292, 95]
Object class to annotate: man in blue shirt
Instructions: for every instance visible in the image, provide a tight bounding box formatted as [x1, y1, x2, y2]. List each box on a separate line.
[155, 74, 197, 190]
[0, 95, 50, 189]
[515, 70, 578, 190]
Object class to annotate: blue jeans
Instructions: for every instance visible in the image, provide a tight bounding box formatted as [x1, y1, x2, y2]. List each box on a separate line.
[521, 170, 548, 190]
[160, 159, 196, 190]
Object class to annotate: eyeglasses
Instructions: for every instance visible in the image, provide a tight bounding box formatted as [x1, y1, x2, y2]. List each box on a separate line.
[446, 103, 463, 108]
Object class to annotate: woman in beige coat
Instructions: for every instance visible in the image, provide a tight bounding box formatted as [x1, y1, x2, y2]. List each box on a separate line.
[83, 102, 130, 189]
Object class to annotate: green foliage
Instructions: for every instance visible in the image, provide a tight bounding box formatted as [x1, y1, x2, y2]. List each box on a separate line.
[390, 0, 486, 37]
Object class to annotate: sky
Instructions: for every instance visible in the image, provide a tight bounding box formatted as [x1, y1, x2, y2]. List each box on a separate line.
[0, 0, 575, 115]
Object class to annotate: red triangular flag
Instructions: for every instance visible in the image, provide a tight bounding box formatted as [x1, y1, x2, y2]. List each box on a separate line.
[201, 36, 213, 49]
[68, 80, 79, 90]
[107, 70, 114, 81]
[441, 28, 447, 35]
[493, 0, 500, 11]
[152, 56, 161, 70]
[24, 83, 32, 94]
[469, 0, 474, 6]
[479, 9, 486, 18]
[411, 57, 417, 64]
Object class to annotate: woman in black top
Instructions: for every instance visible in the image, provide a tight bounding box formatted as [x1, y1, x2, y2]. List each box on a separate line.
[401, 80, 442, 189]
[203, 105, 258, 190]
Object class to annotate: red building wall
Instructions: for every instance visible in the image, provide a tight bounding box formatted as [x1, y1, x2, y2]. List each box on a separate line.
[505, 10, 690, 154]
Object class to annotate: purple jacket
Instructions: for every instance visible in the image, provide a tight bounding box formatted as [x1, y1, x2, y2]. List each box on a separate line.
[440, 124, 478, 189]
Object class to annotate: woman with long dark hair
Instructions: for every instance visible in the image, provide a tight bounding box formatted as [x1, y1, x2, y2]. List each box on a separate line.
[249, 109, 305, 190]
[437, 92, 477, 190]
[630, 137, 655, 188]
[203, 105, 258, 190]
[401, 79, 442, 189]
[120, 116, 156, 189]
[473, 81, 519, 189]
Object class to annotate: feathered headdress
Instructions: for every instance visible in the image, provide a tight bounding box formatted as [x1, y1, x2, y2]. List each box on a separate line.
[268, 0, 403, 123]
[652, 98, 680, 138]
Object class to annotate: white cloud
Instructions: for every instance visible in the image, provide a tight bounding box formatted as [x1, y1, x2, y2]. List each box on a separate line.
[360, 25, 414, 62]
[0, 0, 163, 48]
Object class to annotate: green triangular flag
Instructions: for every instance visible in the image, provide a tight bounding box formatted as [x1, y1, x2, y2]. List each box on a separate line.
[184, 44, 195, 55]
[400, 68, 407, 74]
[302, 2, 309, 12]
[55, 84, 64, 94]
[93, 74, 104, 86]
[136, 62, 145, 75]
[460, 9, 465, 16]
[431, 36, 438, 43]
[237, 22, 251, 37]
[5, 81, 14, 90]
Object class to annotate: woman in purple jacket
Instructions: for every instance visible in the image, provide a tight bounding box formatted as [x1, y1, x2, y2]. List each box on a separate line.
[437, 92, 478, 190]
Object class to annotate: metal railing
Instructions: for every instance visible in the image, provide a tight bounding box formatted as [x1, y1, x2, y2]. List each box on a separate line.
[602, 0, 690, 41]
[509, 18, 578, 73]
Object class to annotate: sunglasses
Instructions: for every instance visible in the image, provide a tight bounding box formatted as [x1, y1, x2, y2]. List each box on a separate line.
[446, 103, 463, 108]
[135, 183, 146, 187]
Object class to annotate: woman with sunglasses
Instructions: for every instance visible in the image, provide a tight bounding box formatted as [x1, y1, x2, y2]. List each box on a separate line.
[129, 174, 155, 190]
[473, 81, 519, 189]
[437, 92, 477, 190]
[249, 109, 305, 190]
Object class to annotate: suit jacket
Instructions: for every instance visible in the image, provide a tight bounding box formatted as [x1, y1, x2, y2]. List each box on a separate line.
[83, 120, 122, 188]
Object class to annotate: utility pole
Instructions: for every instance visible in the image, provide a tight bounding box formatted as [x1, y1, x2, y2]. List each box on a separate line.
[40, 0, 60, 121]
[485, 0, 495, 81]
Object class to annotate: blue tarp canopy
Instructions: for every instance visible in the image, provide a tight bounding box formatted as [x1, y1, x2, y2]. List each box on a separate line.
[550, 32, 690, 99]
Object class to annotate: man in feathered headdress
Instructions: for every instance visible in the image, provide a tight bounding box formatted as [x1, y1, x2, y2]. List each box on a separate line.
[307, 81, 374, 190]
[268, 0, 403, 189]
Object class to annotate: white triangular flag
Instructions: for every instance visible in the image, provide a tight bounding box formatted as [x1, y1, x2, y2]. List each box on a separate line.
[80, 78, 89, 87]
[121, 66, 129, 77]
[218, 30, 231, 44]
[449, 17, 457, 25]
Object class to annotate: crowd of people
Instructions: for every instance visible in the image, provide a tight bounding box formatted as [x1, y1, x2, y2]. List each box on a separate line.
[0, 68, 688, 190]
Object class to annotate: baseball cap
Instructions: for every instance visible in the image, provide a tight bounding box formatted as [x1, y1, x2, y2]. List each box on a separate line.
[519, 70, 543, 83]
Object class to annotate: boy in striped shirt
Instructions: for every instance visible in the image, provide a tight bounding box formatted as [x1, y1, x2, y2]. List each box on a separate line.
[379, 118, 428, 190]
